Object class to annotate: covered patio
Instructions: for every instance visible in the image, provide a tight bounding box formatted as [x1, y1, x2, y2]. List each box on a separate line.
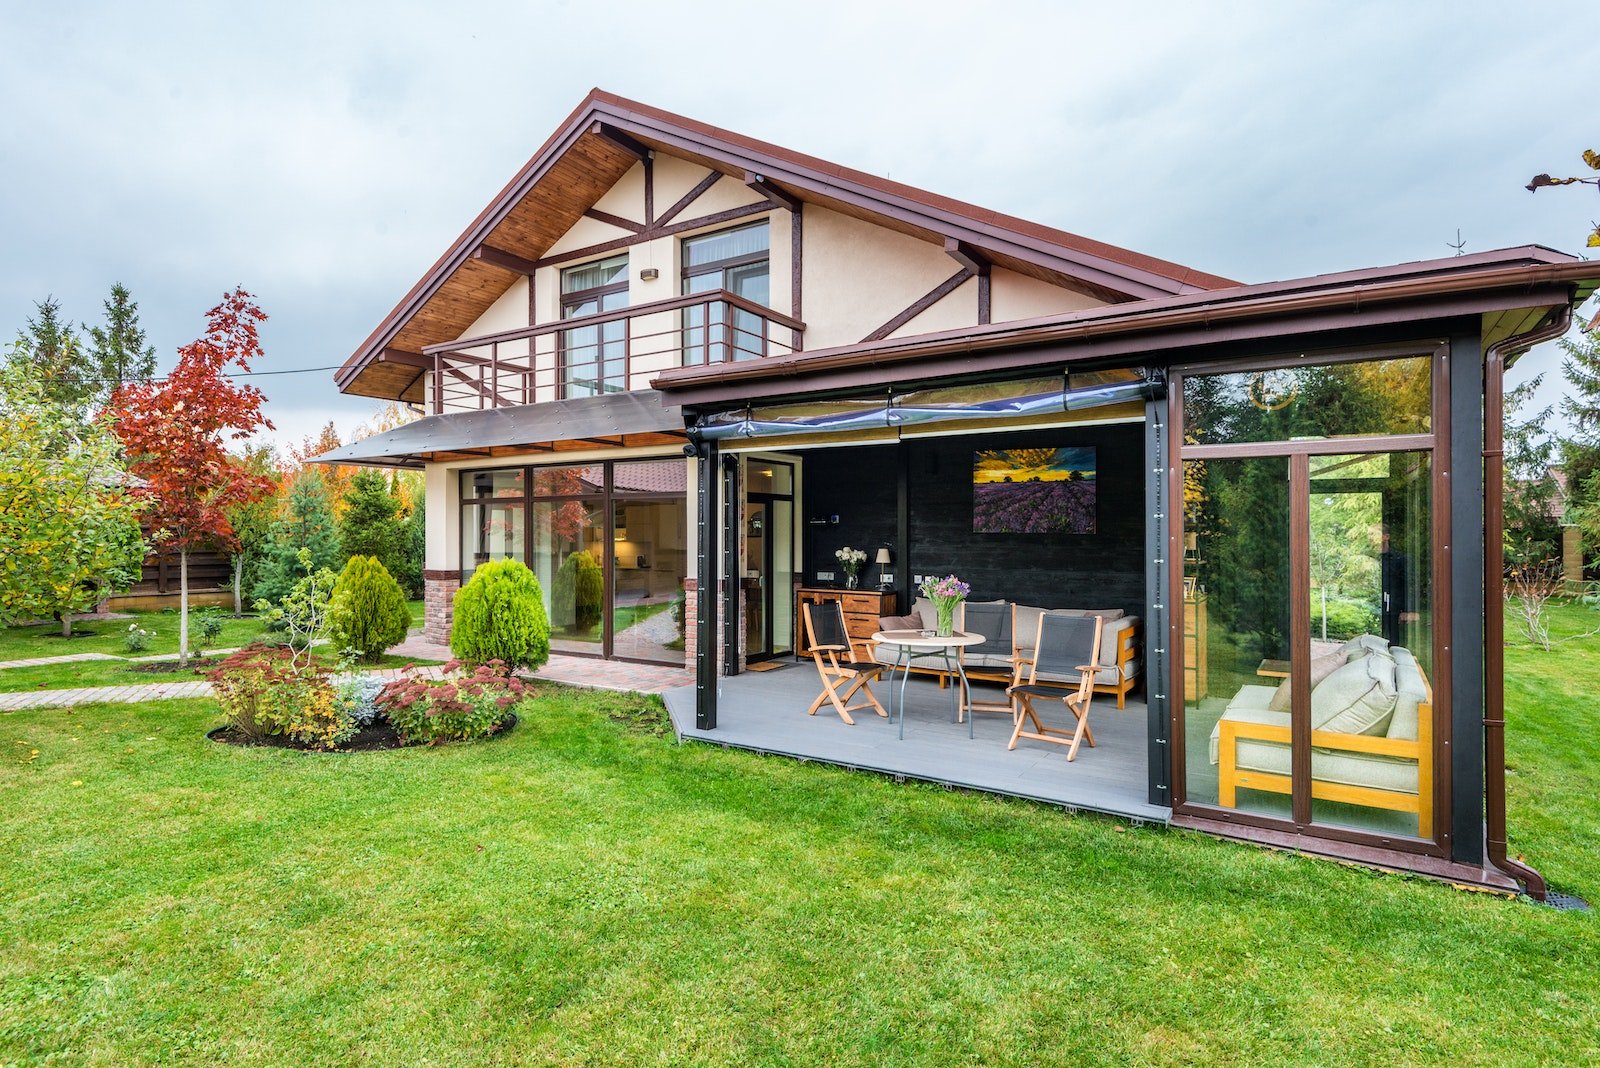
[663, 667, 1167, 822]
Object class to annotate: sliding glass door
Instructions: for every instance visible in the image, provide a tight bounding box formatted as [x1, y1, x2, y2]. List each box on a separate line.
[1176, 347, 1443, 847]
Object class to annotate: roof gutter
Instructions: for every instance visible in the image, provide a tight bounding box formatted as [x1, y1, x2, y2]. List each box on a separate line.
[652, 260, 1598, 402]
[1482, 302, 1574, 901]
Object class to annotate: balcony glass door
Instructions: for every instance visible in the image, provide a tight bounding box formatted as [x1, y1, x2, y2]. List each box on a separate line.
[561, 254, 628, 397]
[683, 221, 770, 364]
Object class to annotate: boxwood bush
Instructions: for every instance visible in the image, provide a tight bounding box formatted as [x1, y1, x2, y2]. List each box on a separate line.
[328, 555, 411, 662]
[551, 549, 603, 633]
[450, 559, 550, 671]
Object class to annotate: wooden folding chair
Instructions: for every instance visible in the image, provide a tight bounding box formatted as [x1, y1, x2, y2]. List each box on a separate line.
[1007, 613, 1103, 760]
[802, 600, 887, 725]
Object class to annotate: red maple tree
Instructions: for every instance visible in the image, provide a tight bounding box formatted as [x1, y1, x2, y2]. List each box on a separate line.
[109, 288, 276, 664]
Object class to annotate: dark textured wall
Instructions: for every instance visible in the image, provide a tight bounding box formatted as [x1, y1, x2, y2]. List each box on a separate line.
[800, 423, 1146, 617]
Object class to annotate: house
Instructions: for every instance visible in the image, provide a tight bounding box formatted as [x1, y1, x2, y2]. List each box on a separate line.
[318, 90, 1599, 898]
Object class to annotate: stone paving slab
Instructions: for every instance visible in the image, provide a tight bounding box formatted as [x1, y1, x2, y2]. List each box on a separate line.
[0, 665, 448, 712]
[0, 652, 125, 670]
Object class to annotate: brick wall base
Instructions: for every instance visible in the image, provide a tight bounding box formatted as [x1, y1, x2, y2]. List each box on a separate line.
[422, 570, 459, 645]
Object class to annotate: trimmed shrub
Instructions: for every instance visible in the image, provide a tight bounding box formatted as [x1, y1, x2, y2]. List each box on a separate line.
[450, 560, 550, 671]
[551, 549, 603, 633]
[193, 608, 225, 656]
[328, 555, 411, 662]
[376, 660, 525, 744]
[1314, 597, 1382, 643]
[207, 644, 353, 749]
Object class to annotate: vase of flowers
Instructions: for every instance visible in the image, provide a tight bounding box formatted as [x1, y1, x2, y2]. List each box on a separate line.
[835, 546, 867, 589]
[919, 574, 970, 637]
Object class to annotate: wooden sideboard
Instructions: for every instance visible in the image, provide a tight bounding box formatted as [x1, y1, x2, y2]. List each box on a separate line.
[1183, 592, 1208, 701]
[795, 587, 897, 657]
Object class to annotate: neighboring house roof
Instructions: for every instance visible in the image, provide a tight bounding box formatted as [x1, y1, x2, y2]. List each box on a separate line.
[336, 89, 1239, 402]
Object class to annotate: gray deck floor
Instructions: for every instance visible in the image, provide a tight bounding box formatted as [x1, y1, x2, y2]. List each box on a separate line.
[663, 663, 1170, 822]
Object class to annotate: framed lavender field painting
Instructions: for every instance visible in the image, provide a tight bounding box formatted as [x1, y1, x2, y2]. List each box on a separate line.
[972, 446, 1097, 534]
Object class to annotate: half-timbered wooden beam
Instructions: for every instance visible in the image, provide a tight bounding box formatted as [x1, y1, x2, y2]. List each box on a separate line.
[744, 171, 801, 213]
[584, 208, 645, 234]
[656, 171, 722, 227]
[590, 121, 650, 160]
[376, 348, 430, 369]
[532, 201, 771, 270]
[474, 244, 540, 276]
[943, 239, 992, 325]
[861, 267, 975, 343]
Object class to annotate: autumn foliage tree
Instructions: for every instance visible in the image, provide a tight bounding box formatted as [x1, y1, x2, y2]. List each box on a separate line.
[109, 288, 275, 665]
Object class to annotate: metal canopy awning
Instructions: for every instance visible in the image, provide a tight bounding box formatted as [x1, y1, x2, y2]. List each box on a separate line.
[690, 368, 1162, 443]
[310, 390, 686, 469]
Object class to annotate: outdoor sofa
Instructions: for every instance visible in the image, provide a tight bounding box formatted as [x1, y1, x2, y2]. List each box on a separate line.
[1209, 634, 1433, 836]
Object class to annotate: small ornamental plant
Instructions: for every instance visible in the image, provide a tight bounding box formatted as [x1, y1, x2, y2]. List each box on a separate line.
[451, 560, 550, 671]
[124, 623, 155, 654]
[327, 554, 411, 662]
[918, 574, 971, 637]
[193, 608, 225, 656]
[376, 660, 525, 745]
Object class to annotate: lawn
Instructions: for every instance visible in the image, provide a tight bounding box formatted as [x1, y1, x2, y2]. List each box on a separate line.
[1, 617, 1597, 1064]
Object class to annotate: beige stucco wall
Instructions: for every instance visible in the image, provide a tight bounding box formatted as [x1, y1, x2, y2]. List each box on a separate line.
[800, 205, 969, 350]
[432, 149, 1113, 413]
[991, 266, 1103, 321]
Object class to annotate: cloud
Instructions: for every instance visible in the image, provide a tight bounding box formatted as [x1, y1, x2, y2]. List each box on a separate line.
[0, 0, 1591, 446]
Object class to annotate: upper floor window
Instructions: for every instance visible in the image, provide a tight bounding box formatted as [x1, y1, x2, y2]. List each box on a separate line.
[560, 254, 629, 398]
[682, 221, 770, 364]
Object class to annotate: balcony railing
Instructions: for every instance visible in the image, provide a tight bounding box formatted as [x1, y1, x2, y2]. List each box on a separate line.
[419, 289, 804, 413]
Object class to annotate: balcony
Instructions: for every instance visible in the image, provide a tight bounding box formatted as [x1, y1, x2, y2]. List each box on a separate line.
[419, 289, 804, 413]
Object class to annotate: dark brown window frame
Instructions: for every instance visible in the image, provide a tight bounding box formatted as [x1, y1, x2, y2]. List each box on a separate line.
[681, 221, 773, 362]
[457, 458, 687, 665]
[558, 256, 630, 400]
[1166, 339, 1454, 858]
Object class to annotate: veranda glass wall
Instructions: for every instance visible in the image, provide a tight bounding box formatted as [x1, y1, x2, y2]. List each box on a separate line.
[1176, 348, 1442, 846]
[459, 458, 688, 664]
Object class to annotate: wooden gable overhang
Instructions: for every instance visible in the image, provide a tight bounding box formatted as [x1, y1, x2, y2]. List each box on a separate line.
[337, 90, 1240, 404]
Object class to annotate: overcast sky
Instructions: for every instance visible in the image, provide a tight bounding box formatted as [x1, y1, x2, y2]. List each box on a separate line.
[1, 1, 1592, 449]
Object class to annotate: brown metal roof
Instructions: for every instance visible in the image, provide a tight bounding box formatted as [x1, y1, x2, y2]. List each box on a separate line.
[336, 90, 1239, 402]
[651, 248, 1600, 407]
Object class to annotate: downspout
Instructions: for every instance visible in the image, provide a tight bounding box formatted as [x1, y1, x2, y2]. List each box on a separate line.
[1483, 303, 1572, 901]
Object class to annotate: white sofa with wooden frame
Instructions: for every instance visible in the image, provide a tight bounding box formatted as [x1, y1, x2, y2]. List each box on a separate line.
[1209, 639, 1432, 837]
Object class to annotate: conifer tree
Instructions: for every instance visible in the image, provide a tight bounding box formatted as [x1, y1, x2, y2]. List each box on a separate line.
[328, 555, 411, 662]
[339, 469, 405, 576]
[10, 296, 91, 410]
[253, 469, 343, 607]
[1559, 326, 1600, 509]
[86, 283, 157, 399]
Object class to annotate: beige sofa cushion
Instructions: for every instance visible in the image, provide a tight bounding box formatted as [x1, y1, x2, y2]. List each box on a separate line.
[1341, 633, 1390, 660]
[1386, 647, 1428, 741]
[1312, 654, 1397, 736]
[1267, 648, 1348, 712]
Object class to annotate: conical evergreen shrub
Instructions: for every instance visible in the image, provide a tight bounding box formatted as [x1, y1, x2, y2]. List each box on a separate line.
[328, 555, 411, 663]
[451, 559, 550, 671]
[551, 549, 603, 633]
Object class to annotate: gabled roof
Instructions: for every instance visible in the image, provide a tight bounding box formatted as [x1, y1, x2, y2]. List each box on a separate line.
[337, 89, 1239, 402]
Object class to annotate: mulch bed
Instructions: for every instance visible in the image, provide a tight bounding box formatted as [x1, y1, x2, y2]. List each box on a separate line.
[206, 713, 518, 753]
[130, 658, 222, 674]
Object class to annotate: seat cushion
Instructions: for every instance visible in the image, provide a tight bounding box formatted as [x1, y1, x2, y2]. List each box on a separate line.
[1209, 698, 1418, 795]
[1341, 633, 1390, 660]
[1312, 654, 1397, 736]
[1098, 616, 1139, 668]
[963, 652, 1016, 671]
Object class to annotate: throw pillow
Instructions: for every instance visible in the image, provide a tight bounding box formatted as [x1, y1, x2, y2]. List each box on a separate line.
[1312, 655, 1398, 735]
[1267, 648, 1347, 712]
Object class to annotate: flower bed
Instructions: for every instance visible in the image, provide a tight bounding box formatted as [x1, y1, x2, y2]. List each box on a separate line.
[205, 647, 522, 752]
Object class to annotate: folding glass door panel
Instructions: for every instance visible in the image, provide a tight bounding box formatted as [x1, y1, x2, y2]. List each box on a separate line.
[1182, 456, 1292, 819]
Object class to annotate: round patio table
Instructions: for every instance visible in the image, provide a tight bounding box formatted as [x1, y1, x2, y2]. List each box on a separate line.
[872, 630, 986, 739]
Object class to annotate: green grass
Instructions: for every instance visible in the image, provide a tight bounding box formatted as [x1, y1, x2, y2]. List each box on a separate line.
[0, 610, 271, 663]
[1, 625, 1597, 1064]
